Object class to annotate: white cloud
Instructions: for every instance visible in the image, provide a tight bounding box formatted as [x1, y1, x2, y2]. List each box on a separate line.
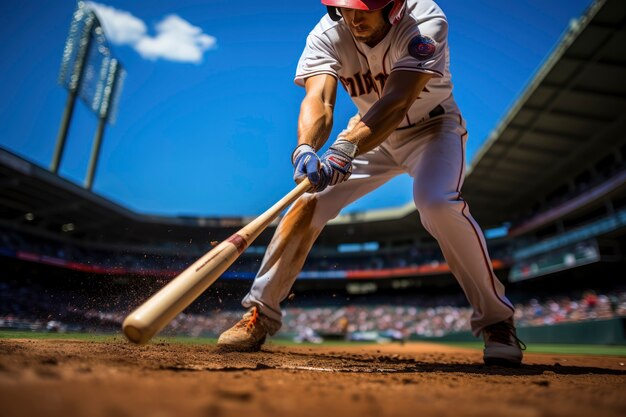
[86, 2, 146, 45]
[85, 2, 216, 64]
[135, 15, 217, 63]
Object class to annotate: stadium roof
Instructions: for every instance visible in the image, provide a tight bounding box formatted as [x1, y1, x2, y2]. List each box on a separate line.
[1, 0, 625, 247]
[461, 0, 626, 226]
[0, 148, 247, 245]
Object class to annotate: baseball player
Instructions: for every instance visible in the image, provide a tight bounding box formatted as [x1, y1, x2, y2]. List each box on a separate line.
[218, 0, 525, 366]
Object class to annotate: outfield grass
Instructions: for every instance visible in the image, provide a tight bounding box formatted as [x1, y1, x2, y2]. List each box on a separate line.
[0, 330, 215, 344]
[441, 341, 626, 356]
[0, 330, 121, 342]
[1, 330, 624, 356]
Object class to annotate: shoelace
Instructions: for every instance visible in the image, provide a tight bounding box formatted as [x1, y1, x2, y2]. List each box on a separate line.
[244, 307, 259, 332]
[486, 321, 527, 350]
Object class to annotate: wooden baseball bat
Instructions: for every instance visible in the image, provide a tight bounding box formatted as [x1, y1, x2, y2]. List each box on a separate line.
[122, 178, 311, 344]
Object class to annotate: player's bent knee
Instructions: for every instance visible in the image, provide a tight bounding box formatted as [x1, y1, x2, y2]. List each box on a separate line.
[414, 193, 462, 219]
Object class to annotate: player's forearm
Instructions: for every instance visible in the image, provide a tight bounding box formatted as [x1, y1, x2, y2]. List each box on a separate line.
[297, 95, 334, 151]
[342, 92, 414, 154]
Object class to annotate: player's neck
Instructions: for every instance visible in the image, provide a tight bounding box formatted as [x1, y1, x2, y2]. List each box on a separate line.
[363, 24, 391, 48]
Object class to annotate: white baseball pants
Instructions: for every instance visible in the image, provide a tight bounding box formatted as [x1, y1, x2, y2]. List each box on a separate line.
[242, 105, 515, 336]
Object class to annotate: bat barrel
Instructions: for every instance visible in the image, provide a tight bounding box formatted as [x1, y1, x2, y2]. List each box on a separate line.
[121, 179, 311, 345]
[122, 241, 240, 344]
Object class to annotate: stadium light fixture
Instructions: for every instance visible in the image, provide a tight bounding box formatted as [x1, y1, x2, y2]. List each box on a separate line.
[53, 1, 126, 191]
[24, 213, 35, 221]
[61, 223, 75, 232]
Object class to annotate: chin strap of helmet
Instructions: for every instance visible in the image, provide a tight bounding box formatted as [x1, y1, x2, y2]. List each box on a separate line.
[382, 3, 394, 23]
[327, 6, 342, 21]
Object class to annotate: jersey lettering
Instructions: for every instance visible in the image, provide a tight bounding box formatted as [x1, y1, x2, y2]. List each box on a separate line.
[362, 70, 378, 96]
[374, 73, 388, 93]
[339, 76, 357, 96]
[341, 71, 388, 97]
[353, 72, 365, 96]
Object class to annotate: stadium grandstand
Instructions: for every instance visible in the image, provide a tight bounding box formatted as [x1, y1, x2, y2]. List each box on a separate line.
[1, 0, 625, 344]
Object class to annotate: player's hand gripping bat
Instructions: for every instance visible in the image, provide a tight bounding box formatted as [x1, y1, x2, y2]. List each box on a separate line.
[122, 178, 311, 344]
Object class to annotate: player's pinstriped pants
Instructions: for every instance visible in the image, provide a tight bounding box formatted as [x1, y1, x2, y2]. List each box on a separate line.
[243, 100, 516, 337]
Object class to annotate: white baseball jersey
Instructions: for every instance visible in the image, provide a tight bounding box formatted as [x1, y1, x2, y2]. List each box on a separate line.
[295, 0, 453, 128]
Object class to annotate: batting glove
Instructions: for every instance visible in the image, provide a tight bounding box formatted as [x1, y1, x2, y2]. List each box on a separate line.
[321, 139, 358, 187]
[292, 144, 328, 191]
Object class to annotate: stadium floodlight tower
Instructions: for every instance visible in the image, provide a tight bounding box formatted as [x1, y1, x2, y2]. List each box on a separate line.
[53, 1, 126, 190]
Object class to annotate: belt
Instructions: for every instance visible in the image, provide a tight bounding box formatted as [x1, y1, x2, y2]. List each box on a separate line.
[396, 104, 445, 131]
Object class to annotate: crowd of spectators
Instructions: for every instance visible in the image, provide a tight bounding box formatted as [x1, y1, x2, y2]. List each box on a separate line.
[514, 290, 619, 326]
[2, 228, 512, 276]
[2, 279, 625, 340]
[281, 289, 626, 339]
[282, 304, 472, 339]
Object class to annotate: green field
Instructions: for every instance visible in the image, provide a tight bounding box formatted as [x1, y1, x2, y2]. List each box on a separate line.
[1, 330, 625, 356]
[0, 330, 211, 345]
[441, 342, 626, 356]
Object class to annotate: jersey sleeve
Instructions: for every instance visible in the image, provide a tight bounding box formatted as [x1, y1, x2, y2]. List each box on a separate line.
[294, 31, 341, 87]
[391, 17, 448, 77]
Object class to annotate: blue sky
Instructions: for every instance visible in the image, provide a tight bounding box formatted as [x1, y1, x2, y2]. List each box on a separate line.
[0, 0, 592, 217]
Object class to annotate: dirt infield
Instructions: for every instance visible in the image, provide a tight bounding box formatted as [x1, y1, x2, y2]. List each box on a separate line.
[0, 339, 625, 417]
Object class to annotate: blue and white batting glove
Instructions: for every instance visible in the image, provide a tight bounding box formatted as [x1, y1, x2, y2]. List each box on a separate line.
[321, 139, 358, 186]
[292, 144, 328, 191]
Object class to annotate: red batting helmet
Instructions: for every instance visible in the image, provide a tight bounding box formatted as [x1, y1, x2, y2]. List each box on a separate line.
[322, 0, 407, 25]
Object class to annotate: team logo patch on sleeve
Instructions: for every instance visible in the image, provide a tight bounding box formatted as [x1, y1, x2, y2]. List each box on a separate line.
[408, 35, 436, 60]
